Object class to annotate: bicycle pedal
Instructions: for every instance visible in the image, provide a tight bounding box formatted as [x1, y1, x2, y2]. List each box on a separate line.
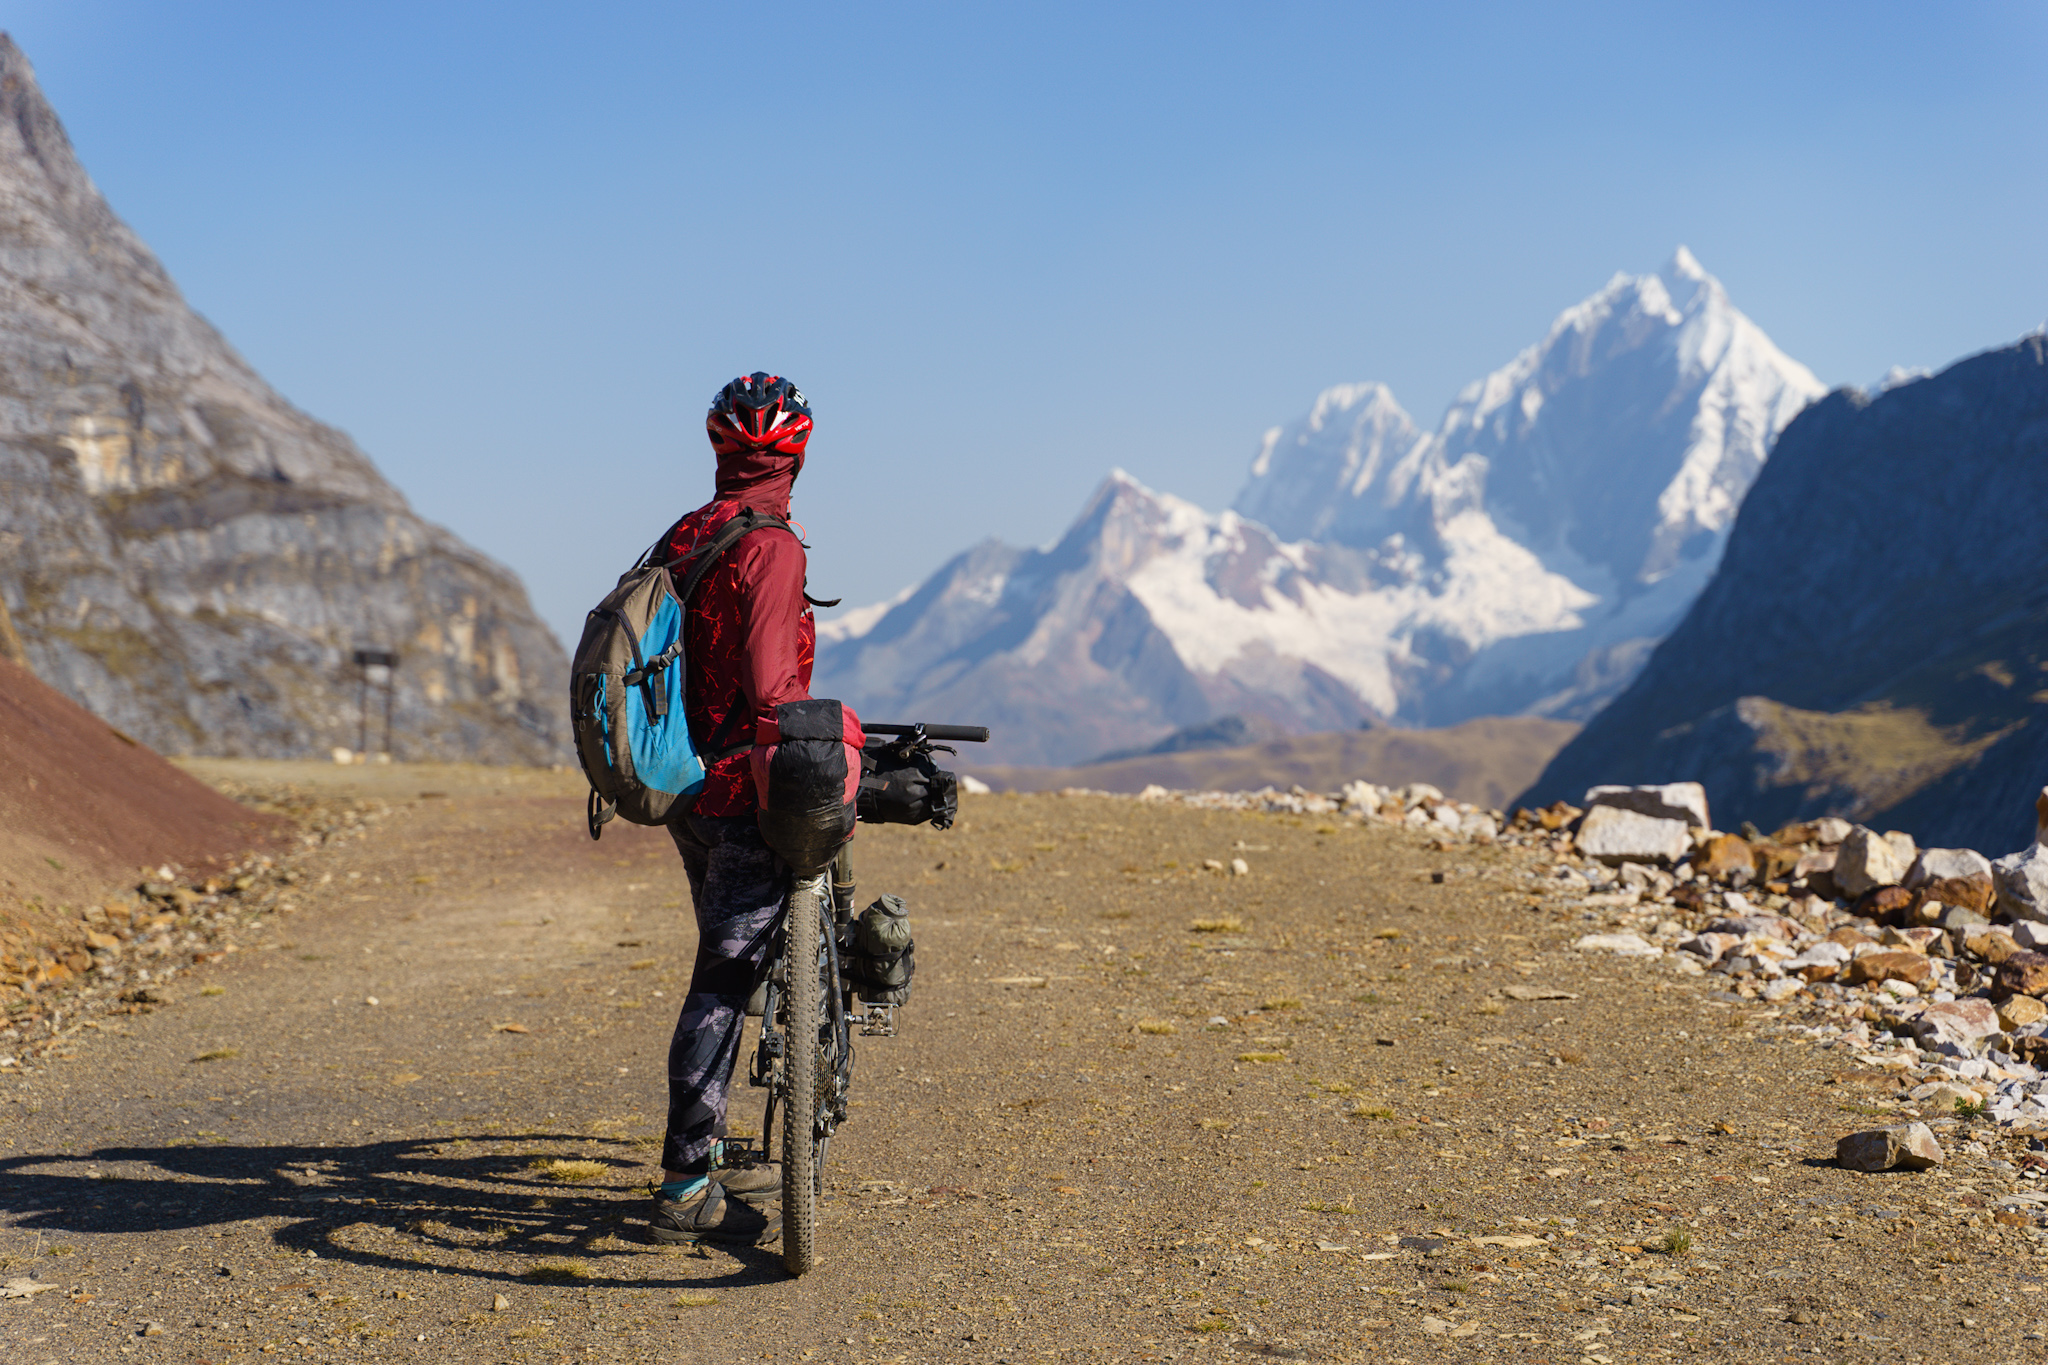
[856, 1003, 898, 1037]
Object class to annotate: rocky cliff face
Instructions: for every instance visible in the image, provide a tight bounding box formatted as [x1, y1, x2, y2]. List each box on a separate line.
[1521, 335, 2048, 855]
[0, 36, 567, 762]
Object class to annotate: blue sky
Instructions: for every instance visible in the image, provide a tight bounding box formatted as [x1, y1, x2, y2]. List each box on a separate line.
[9, 1, 2046, 648]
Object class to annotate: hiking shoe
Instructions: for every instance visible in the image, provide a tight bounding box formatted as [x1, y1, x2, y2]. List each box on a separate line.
[713, 1160, 782, 1205]
[647, 1183, 780, 1246]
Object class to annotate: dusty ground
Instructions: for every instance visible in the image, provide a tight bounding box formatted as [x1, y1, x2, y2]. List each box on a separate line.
[2, 762, 2044, 1365]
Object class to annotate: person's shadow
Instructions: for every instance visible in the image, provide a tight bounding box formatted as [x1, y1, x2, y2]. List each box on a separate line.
[0, 1133, 788, 1288]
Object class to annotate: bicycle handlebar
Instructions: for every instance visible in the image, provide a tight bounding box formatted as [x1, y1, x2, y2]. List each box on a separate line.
[863, 722, 990, 744]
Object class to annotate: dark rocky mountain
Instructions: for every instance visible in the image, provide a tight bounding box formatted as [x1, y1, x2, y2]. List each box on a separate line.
[0, 36, 567, 762]
[1520, 335, 2048, 855]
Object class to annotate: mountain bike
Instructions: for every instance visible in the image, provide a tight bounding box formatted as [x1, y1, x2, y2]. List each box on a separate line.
[733, 721, 986, 1276]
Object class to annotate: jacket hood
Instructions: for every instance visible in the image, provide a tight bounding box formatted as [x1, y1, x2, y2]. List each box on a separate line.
[713, 447, 800, 516]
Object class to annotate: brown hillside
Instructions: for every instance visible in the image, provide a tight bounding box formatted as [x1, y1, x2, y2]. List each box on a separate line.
[969, 715, 1578, 809]
[0, 657, 287, 916]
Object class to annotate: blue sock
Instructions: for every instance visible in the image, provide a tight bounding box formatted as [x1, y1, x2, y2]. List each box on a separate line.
[659, 1176, 708, 1202]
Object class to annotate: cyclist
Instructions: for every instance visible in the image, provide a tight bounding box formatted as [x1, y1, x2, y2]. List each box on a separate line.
[646, 372, 818, 1246]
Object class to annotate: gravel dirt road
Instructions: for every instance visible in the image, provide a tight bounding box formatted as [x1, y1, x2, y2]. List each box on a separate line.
[3, 763, 2044, 1364]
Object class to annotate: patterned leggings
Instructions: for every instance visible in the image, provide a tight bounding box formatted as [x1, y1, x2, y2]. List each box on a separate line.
[662, 814, 788, 1175]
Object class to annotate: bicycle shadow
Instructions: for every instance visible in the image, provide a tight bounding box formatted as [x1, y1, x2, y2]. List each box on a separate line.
[0, 1132, 790, 1289]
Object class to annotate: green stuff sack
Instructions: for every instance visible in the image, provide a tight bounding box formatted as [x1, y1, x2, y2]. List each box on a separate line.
[847, 894, 914, 1005]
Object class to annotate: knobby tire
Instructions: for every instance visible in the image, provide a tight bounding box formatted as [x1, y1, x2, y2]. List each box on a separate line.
[780, 876, 824, 1275]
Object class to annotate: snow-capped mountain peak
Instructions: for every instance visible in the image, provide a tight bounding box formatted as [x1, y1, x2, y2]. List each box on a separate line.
[815, 251, 1825, 763]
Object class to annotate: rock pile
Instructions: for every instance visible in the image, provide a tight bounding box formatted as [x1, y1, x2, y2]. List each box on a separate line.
[1513, 782, 2048, 1138]
[1131, 779, 1503, 841]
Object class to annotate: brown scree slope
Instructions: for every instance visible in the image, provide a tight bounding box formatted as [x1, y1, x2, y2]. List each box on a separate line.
[0, 655, 286, 917]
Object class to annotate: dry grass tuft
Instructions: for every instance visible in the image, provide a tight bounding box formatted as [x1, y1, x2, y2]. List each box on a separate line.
[1236, 1051, 1286, 1064]
[530, 1158, 609, 1183]
[1261, 997, 1302, 1010]
[1190, 917, 1244, 934]
[1136, 1020, 1177, 1035]
[673, 1291, 718, 1307]
[191, 1048, 239, 1063]
[525, 1259, 592, 1283]
[1349, 1104, 1396, 1121]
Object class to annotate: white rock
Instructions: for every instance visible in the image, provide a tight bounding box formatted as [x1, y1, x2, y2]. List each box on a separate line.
[1617, 862, 1675, 894]
[1786, 942, 1851, 970]
[1583, 782, 1710, 829]
[1762, 978, 1804, 1002]
[1906, 847, 1994, 888]
[1994, 843, 2048, 923]
[1573, 932, 1662, 958]
[1461, 811, 1499, 841]
[1812, 817, 1854, 846]
[1431, 804, 1464, 831]
[1339, 780, 1381, 812]
[1883, 830, 1918, 866]
[1914, 999, 2002, 1047]
[1836, 826, 1911, 899]
[1229, 858, 1250, 877]
[1575, 805, 1693, 866]
[1681, 932, 1743, 964]
[1907, 1080, 1981, 1110]
[2012, 920, 2048, 950]
[1138, 784, 1171, 801]
[959, 774, 992, 795]
[1400, 783, 1444, 809]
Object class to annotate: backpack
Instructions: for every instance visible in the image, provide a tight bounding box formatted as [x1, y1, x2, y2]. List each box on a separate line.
[570, 508, 792, 839]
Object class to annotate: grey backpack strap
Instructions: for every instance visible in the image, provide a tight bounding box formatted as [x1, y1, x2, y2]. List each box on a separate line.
[668, 508, 795, 605]
[659, 508, 798, 759]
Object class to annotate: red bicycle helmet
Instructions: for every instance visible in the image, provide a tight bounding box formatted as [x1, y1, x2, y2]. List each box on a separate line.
[707, 372, 812, 458]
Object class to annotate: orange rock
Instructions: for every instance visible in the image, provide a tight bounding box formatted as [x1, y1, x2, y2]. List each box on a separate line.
[1695, 834, 1755, 881]
[1915, 875, 1995, 914]
[1751, 841, 1803, 882]
[1967, 929, 2022, 966]
[1996, 951, 2048, 999]
[1855, 886, 1915, 921]
[1843, 951, 1933, 987]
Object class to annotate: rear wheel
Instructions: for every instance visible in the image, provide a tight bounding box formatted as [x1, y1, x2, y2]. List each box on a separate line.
[780, 875, 824, 1275]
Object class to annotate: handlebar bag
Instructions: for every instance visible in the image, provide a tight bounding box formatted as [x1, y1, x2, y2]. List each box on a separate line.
[751, 698, 864, 876]
[857, 743, 959, 829]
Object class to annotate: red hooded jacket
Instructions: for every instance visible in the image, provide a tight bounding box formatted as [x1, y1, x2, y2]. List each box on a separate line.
[659, 447, 815, 818]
